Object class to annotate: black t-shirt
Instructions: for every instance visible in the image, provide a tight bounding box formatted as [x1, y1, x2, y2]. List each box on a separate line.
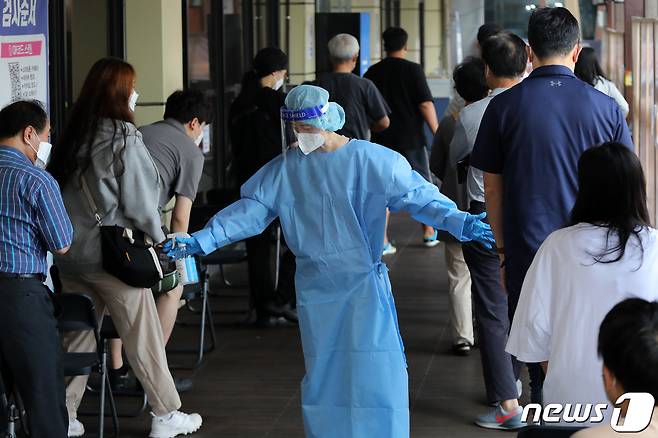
[313, 72, 390, 140]
[364, 57, 433, 151]
[229, 87, 285, 185]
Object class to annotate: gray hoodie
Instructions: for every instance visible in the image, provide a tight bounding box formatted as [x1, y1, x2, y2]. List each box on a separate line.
[55, 119, 165, 275]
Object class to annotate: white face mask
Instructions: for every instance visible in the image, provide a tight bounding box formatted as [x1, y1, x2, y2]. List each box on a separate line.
[273, 77, 284, 91]
[129, 90, 139, 112]
[296, 132, 325, 155]
[27, 133, 52, 169]
[194, 132, 204, 146]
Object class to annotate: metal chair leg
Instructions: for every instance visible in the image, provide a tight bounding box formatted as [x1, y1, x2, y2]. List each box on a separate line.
[6, 403, 17, 438]
[274, 226, 281, 291]
[104, 358, 120, 436]
[205, 288, 217, 350]
[169, 277, 217, 370]
[99, 349, 108, 438]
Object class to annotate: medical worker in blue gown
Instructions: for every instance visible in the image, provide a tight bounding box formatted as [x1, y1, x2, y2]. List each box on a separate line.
[167, 85, 494, 438]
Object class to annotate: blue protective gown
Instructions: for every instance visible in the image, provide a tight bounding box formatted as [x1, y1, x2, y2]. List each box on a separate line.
[194, 140, 468, 438]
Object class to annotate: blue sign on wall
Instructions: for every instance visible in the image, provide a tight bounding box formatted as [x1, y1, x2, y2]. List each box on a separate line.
[0, 0, 49, 109]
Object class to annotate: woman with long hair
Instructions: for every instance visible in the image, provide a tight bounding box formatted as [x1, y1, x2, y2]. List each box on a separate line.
[575, 47, 629, 118]
[48, 58, 201, 438]
[507, 142, 658, 427]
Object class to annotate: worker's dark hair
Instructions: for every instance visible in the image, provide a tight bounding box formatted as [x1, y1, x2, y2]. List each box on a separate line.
[477, 23, 503, 47]
[383, 27, 408, 52]
[0, 100, 48, 139]
[164, 89, 213, 125]
[598, 298, 658, 404]
[253, 47, 288, 78]
[453, 57, 488, 103]
[237, 47, 288, 104]
[574, 47, 608, 86]
[481, 31, 528, 78]
[527, 7, 580, 60]
[570, 142, 650, 265]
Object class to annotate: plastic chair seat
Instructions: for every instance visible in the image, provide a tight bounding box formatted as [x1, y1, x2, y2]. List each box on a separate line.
[182, 283, 202, 301]
[61, 352, 99, 376]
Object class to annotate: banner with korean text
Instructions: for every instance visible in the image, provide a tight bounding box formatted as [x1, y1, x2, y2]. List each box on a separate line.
[0, 0, 48, 109]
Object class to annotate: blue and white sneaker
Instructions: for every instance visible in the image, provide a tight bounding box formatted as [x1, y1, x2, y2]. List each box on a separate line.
[475, 404, 524, 430]
[382, 242, 397, 256]
[423, 230, 440, 247]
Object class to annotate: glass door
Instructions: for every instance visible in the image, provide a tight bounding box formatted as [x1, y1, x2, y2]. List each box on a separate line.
[183, 0, 253, 190]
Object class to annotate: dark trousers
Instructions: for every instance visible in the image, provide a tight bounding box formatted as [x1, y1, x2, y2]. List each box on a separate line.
[245, 223, 296, 318]
[0, 278, 67, 438]
[462, 201, 520, 403]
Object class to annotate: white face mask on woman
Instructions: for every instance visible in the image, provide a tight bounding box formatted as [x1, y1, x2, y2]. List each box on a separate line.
[128, 90, 139, 112]
[296, 132, 325, 155]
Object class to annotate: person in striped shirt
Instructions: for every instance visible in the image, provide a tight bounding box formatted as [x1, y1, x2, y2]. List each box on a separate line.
[0, 100, 73, 438]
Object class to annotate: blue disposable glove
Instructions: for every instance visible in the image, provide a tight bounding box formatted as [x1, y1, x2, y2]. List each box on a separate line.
[163, 236, 203, 260]
[461, 212, 495, 249]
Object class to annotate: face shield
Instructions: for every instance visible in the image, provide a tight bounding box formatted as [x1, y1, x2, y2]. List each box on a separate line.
[280, 103, 330, 155]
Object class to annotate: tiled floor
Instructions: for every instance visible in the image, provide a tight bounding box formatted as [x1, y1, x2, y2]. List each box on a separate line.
[81, 212, 524, 437]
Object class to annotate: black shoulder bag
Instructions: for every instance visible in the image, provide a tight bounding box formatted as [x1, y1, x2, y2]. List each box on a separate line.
[80, 175, 163, 288]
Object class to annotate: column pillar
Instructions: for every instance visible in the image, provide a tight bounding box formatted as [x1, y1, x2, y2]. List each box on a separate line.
[423, 0, 443, 77]
[351, 0, 382, 67]
[281, 1, 316, 84]
[125, 0, 184, 125]
[400, 0, 421, 63]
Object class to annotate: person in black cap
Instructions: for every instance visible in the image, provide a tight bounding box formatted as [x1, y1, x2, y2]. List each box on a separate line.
[229, 47, 297, 326]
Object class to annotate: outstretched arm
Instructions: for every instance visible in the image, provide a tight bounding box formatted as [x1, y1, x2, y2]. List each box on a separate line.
[167, 158, 283, 260]
[193, 197, 277, 254]
[166, 197, 277, 259]
[387, 155, 493, 246]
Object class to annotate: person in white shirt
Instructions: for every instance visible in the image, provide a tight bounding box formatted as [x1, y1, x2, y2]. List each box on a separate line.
[575, 47, 629, 118]
[507, 142, 658, 427]
[574, 298, 658, 437]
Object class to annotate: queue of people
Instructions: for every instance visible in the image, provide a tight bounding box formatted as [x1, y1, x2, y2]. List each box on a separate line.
[0, 4, 657, 438]
[445, 5, 654, 434]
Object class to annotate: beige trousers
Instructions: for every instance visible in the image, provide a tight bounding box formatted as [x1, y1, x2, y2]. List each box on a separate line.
[61, 271, 181, 418]
[444, 242, 474, 345]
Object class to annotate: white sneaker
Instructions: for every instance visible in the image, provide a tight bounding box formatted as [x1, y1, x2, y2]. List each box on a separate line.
[149, 410, 202, 438]
[68, 418, 85, 437]
[382, 242, 397, 256]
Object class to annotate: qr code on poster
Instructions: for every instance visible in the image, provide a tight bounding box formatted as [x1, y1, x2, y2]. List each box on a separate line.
[9, 62, 21, 101]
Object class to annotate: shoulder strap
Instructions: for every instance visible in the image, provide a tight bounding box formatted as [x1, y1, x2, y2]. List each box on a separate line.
[80, 175, 104, 227]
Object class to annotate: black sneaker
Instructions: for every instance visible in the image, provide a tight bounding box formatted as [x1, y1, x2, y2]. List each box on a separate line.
[108, 366, 131, 391]
[264, 302, 298, 323]
[452, 343, 472, 356]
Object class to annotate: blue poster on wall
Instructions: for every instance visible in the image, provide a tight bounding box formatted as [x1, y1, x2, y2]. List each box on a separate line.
[0, 0, 49, 110]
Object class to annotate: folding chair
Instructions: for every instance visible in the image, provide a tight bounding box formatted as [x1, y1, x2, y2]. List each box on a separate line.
[55, 293, 119, 438]
[168, 273, 218, 370]
[93, 317, 148, 417]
